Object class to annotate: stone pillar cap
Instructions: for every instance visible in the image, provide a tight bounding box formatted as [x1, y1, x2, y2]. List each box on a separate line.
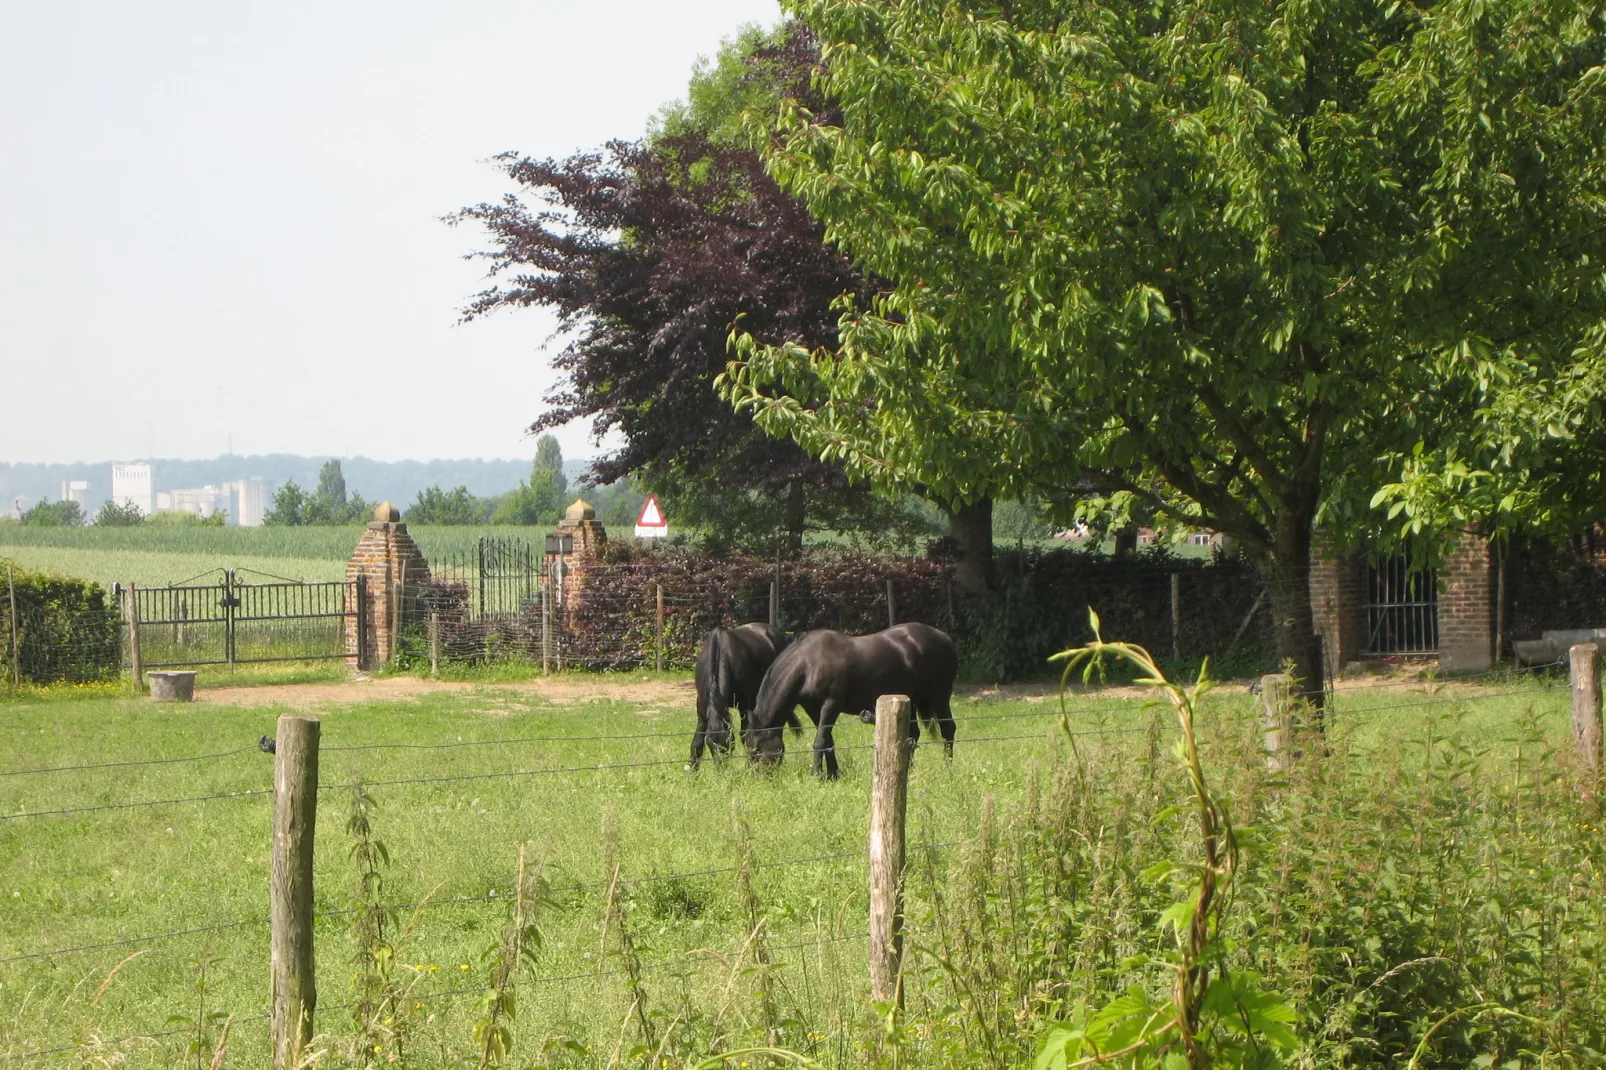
[374, 501, 401, 523]
[563, 498, 596, 522]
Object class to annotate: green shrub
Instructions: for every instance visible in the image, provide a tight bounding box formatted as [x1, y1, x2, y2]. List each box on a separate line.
[0, 557, 120, 684]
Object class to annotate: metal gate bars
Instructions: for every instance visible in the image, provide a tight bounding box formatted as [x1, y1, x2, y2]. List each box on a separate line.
[116, 571, 365, 669]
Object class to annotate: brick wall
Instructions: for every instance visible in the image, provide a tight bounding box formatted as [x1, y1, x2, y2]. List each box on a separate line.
[345, 519, 432, 669]
[1437, 532, 1493, 671]
[1310, 535, 1368, 669]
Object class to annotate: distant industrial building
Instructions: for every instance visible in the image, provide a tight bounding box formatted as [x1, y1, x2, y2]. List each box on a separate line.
[111, 463, 154, 516]
[108, 463, 267, 525]
[227, 477, 268, 527]
[156, 485, 230, 520]
[59, 481, 90, 509]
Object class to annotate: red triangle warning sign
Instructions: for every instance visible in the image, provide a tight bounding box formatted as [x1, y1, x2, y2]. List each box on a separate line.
[635, 494, 667, 537]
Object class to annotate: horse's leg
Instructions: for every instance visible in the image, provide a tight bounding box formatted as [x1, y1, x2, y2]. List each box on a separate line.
[689, 709, 708, 770]
[812, 701, 842, 779]
[928, 692, 956, 758]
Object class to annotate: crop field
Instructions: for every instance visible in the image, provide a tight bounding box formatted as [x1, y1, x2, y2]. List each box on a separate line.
[1, 668, 1599, 1068]
[0, 527, 551, 588]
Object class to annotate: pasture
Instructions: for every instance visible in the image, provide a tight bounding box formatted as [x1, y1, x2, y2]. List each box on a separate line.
[1, 667, 1599, 1068]
[0, 527, 548, 588]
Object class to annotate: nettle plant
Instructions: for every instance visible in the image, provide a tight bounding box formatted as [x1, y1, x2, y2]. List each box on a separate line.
[1039, 612, 1298, 1070]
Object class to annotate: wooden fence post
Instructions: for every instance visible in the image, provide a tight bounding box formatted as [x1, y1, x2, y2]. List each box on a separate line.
[770, 548, 781, 629]
[428, 612, 440, 677]
[1259, 673, 1292, 770]
[655, 583, 665, 673]
[1170, 572, 1181, 661]
[1570, 642, 1601, 789]
[6, 564, 18, 688]
[886, 577, 897, 630]
[869, 693, 913, 1006]
[126, 582, 143, 693]
[271, 714, 319, 1068]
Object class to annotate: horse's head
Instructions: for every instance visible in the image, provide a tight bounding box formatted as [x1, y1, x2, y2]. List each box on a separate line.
[745, 644, 799, 764]
[744, 718, 786, 765]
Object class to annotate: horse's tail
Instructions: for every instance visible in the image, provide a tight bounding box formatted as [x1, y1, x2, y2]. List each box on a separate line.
[706, 628, 732, 730]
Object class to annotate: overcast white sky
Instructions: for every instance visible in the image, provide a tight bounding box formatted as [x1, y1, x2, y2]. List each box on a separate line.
[0, 0, 781, 465]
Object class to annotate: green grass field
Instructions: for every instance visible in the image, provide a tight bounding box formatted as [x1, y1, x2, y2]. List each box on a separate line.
[0, 527, 553, 587]
[0, 668, 1591, 1068]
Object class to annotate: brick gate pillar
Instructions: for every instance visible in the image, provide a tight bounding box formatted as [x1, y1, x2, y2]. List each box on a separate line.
[1438, 532, 1494, 672]
[1310, 533, 1368, 672]
[545, 499, 609, 614]
[346, 502, 432, 669]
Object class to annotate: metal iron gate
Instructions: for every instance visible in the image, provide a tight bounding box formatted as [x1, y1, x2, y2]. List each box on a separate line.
[1364, 553, 1439, 655]
[429, 536, 542, 620]
[117, 571, 364, 669]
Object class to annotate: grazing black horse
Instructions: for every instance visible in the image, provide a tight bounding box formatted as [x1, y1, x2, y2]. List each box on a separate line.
[690, 623, 793, 768]
[745, 623, 957, 778]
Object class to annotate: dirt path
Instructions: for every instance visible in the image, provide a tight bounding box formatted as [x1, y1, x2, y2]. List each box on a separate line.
[196, 674, 698, 710]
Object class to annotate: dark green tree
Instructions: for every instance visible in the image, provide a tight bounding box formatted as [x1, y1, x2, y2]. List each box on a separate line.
[264, 481, 309, 527]
[407, 485, 491, 525]
[94, 499, 145, 527]
[491, 435, 567, 526]
[19, 500, 84, 527]
[316, 460, 348, 509]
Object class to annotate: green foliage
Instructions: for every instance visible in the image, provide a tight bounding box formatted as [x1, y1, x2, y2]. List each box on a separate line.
[654, 22, 797, 147]
[408, 485, 495, 525]
[265, 473, 371, 526]
[145, 510, 226, 528]
[0, 557, 120, 684]
[93, 499, 145, 527]
[1044, 618, 1299, 1069]
[20, 499, 84, 527]
[492, 436, 569, 527]
[723, 0, 1606, 603]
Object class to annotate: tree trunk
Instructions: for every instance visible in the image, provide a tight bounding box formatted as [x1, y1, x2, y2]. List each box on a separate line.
[1263, 511, 1324, 711]
[783, 479, 806, 555]
[945, 498, 994, 597]
[1113, 525, 1139, 556]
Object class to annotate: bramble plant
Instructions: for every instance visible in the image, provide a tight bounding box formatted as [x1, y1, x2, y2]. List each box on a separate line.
[1039, 611, 1298, 1069]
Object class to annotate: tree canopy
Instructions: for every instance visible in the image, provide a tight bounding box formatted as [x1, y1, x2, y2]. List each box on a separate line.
[265, 461, 371, 526]
[723, 0, 1606, 684]
[451, 25, 917, 552]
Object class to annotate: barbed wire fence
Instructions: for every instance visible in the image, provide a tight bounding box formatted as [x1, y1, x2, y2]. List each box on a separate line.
[0, 672, 1582, 1062]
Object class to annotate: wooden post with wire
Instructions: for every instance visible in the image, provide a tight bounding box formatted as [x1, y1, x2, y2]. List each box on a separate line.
[869, 693, 913, 1005]
[1570, 642, 1602, 789]
[6, 564, 18, 689]
[126, 582, 143, 693]
[886, 577, 897, 630]
[655, 583, 665, 672]
[1259, 673, 1292, 770]
[428, 612, 440, 677]
[271, 714, 319, 1068]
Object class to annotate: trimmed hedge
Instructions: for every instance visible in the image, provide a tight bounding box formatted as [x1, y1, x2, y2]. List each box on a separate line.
[0, 558, 121, 684]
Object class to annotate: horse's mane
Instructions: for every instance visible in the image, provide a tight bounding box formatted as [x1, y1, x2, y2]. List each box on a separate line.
[750, 633, 808, 728]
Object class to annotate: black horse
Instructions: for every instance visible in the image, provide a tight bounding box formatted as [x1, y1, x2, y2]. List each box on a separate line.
[690, 623, 793, 768]
[745, 623, 957, 778]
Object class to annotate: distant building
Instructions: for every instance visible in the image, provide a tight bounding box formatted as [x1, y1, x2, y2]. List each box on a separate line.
[111, 463, 154, 516]
[9, 496, 28, 520]
[59, 481, 90, 509]
[228, 477, 267, 527]
[160, 485, 230, 520]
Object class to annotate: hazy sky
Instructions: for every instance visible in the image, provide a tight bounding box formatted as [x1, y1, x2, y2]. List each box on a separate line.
[0, 0, 781, 465]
